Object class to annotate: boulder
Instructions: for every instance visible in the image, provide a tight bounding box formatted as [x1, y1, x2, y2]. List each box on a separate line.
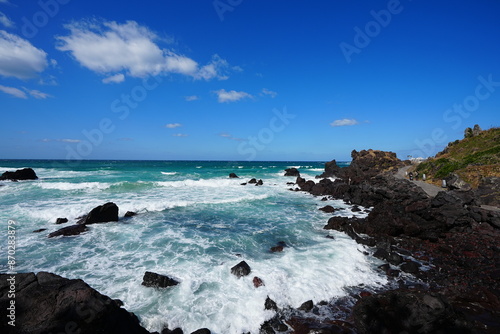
[229, 173, 239, 178]
[317, 159, 342, 178]
[284, 168, 300, 177]
[319, 205, 337, 214]
[230, 261, 251, 278]
[265, 296, 278, 311]
[0, 272, 150, 334]
[0, 168, 38, 181]
[81, 202, 119, 225]
[256, 179, 264, 186]
[191, 329, 211, 334]
[142, 271, 179, 288]
[352, 290, 471, 334]
[248, 178, 257, 184]
[476, 176, 500, 206]
[445, 173, 472, 191]
[253, 276, 264, 288]
[55, 217, 68, 224]
[298, 300, 314, 312]
[48, 224, 88, 238]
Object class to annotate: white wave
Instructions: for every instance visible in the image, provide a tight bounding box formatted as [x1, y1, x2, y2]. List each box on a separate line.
[156, 178, 242, 188]
[161, 172, 177, 175]
[36, 182, 110, 191]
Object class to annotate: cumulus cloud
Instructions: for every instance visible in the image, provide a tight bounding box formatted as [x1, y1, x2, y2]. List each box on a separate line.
[165, 123, 182, 129]
[214, 89, 252, 103]
[330, 118, 359, 127]
[102, 73, 125, 84]
[56, 20, 239, 82]
[0, 30, 48, 79]
[184, 95, 199, 101]
[261, 88, 277, 98]
[0, 12, 14, 28]
[0, 85, 27, 98]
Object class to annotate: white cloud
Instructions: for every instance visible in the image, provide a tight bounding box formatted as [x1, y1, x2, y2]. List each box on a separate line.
[0, 12, 14, 28]
[165, 123, 182, 129]
[219, 132, 243, 141]
[0, 30, 48, 79]
[60, 139, 81, 143]
[261, 88, 277, 98]
[184, 95, 199, 101]
[25, 88, 51, 99]
[56, 19, 238, 82]
[0, 85, 27, 98]
[102, 73, 125, 84]
[330, 118, 359, 127]
[172, 133, 188, 137]
[214, 89, 252, 103]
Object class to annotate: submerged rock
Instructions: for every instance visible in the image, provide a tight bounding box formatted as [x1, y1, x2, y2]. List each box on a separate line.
[0, 272, 150, 334]
[0, 167, 38, 181]
[231, 261, 251, 278]
[124, 211, 137, 218]
[55, 217, 68, 224]
[48, 224, 88, 238]
[142, 271, 179, 288]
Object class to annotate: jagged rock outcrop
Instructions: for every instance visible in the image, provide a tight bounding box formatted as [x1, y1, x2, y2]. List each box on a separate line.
[0, 168, 38, 181]
[284, 168, 300, 177]
[317, 159, 342, 178]
[78, 202, 119, 225]
[48, 224, 89, 238]
[142, 272, 179, 288]
[230, 261, 251, 278]
[0, 272, 150, 334]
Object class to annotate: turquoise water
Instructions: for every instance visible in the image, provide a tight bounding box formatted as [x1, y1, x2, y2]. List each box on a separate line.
[0, 160, 386, 333]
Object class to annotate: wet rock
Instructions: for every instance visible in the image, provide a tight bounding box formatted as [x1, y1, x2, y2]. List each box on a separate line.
[352, 290, 472, 334]
[55, 217, 68, 224]
[284, 168, 300, 177]
[270, 245, 284, 252]
[319, 205, 337, 213]
[253, 277, 264, 288]
[256, 179, 264, 186]
[248, 178, 257, 184]
[124, 211, 137, 218]
[33, 228, 47, 233]
[81, 202, 119, 225]
[400, 260, 421, 274]
[351, 205, 362, 212]
[298, 300, 314, 312]
[231, 261, 251, 278]
[0, 167, 38, 181]
[162, 328, 184, 334]
[142, 271, 179, 288]
[317, 159, 342, 178]
[265, 296, 278, 311]
[0, 272, 150, 334]
[48, 224, 88, 238]
[229, 173, 239, 178]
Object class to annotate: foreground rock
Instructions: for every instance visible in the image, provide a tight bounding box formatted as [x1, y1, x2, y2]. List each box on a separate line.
[0, 272, 150, 334]
[142, 271, 179, 288]
[0, 167, 38, 181]
[284, 168, 300, 177]
[353, 290, 472, 333]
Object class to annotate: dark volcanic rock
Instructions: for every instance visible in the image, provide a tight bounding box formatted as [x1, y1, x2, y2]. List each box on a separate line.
[253, 276, 264, 288]
[284, 168, 300, 177]
[55, 217, 68, 224]
[476, 176, 500, 206]
[124, 211, 137, 218]
[248, 178, 257, 184]
[32, 228, 47, 233]
[48, 224, 88, 238]
[0, 167, 38, 181]
[352, 290, 472, 334]
[0, 272, 149, 334]
[191, 329, 211, 334]
[317, 159, 342, 178]
[81, 202, 119, 225]
[256, 179, 264, 186]
[229, 173, 239, 178]
[319, 205, 337, 213]
[231, 261, 251, 278]
[265, 296, 278, 311]
[142, 271, 179, 288]
[298, 300, 314, 312]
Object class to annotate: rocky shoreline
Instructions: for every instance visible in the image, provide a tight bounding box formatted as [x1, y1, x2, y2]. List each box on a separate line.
[1, 154, 499, 333]
[284, 149, 500, 334]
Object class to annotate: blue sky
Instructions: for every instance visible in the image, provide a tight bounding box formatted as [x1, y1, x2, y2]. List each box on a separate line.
[0, 0, 499, 161]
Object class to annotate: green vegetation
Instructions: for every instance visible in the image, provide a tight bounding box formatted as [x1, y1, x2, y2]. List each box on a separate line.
[416, 127, 500, 184]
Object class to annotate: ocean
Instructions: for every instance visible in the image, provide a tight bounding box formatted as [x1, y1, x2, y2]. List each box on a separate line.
[0, 160, 388, 333]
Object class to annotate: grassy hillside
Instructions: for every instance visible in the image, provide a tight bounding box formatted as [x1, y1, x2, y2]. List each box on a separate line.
[415, 127, 500, 187]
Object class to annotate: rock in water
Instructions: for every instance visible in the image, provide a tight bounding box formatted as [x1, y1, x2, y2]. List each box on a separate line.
[55, 217, 68, 224]
[284, 168, 300, 177]
[142, 271, 179, 288]
[231, 261, 251, 278]
[48, 224, 89, 238]
[124, 211, 137, 218]
[229, 173, 239, 178]
[0, 168, 38, 181]
[82, 202, 119, 225]
[0, 272, 150, 334]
